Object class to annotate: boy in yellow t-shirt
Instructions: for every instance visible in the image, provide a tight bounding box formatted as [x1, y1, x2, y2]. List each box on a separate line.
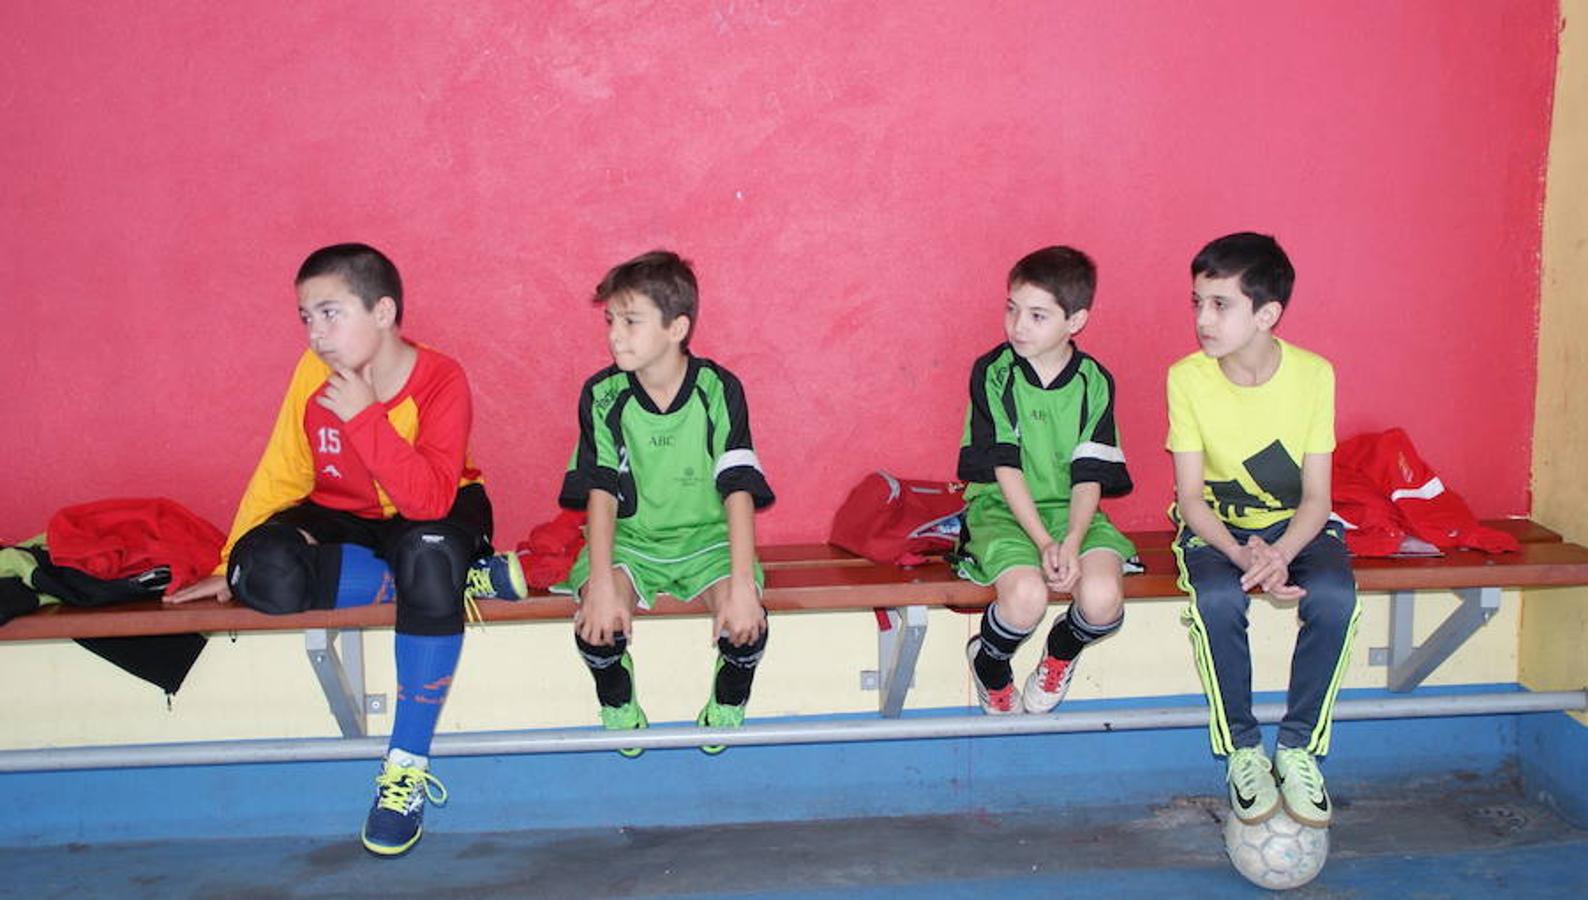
[1166, 232, 1359, 830]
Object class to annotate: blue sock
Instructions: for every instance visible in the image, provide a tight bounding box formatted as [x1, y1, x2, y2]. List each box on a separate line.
[334, 544, 394, 608]
[389, 632, 463, 758]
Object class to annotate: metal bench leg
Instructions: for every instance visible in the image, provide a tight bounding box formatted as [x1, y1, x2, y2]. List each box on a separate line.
[305, 628, 368, 737]
[877, 605, 929, 718]
[1385, 587, 1502, 692]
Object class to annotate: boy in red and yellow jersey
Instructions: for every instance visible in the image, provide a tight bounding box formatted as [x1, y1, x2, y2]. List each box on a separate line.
[168, 243, 501, 857]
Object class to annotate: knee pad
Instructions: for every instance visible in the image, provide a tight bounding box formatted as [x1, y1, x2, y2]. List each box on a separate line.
[390, 525, 472, 635]
[716, 616, 769, 669]
[228, 522, 324, 615]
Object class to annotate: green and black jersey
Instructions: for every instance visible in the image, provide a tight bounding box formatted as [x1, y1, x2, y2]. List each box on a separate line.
[957, 344, 1131, 507]
[559, 355, 774, 558]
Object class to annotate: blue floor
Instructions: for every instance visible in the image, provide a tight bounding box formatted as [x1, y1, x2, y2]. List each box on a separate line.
[5, 693, 1584, 896]
[3, 769, 1584, 898]
[3, 688, 1549, 845]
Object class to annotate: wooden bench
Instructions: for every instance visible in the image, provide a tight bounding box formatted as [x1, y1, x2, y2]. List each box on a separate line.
[5, 518, 1587, 735]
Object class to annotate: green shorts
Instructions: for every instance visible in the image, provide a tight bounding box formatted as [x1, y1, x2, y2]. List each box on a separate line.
[954, 498, 1139, 586]
[558, 539, 765, 610]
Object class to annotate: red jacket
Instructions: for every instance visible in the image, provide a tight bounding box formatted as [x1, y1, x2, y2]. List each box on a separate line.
[47, 497, 226, 591]
[1332, 429, 1518, 557]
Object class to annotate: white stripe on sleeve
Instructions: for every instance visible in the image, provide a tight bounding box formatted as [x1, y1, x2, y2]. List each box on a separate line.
[1071, 441, 1126, 464]
[714, 448, 762, 478]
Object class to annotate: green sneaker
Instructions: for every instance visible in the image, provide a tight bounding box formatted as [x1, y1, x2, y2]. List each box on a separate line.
[695, 698, 746, 756]
[1274, 747, 1332, 827]
[597, 654, 647, 758]
[599, 699, 648, 758]
[1226, 746, 1280, 824]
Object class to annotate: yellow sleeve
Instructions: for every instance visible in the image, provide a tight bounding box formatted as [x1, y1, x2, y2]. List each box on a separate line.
[1305, 358, 1336, 454]
[214, 351, 327, 571]
[1165, 362, 1203, 453]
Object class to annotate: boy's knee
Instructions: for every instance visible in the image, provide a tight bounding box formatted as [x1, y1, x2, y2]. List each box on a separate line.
[228, 522, 317, 615]
[1075, 572, 1123, 619]
[1302, 579, 1359, 631]
[1192, 581, 1247, 627]
[1308, 566, 1357, 603]
[996, 571, 1050, 625]
[389, 524, 473, 634]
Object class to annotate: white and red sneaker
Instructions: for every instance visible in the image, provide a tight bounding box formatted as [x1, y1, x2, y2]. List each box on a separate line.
[1022, 654, 1077, 714]
[966, 637, 1021, 715]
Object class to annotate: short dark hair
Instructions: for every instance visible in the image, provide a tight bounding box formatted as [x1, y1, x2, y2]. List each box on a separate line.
[594, 250, 699, 350]
[1190, 232, 1294, 311]
[296, 243, 404, 325]
[1007, 246, 1096, 316]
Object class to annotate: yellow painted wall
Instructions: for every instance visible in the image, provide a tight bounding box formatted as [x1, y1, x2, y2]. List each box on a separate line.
[0, 589, 1523, 749]
[1523, 0, 1588, 725]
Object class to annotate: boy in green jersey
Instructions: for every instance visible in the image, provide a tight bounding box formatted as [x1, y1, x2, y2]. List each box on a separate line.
[557, 250, 775, 755]
[957, 246, 1137, 716]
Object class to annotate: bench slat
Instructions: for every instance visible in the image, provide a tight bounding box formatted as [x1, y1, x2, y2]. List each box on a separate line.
[4, 521, 1585, 642]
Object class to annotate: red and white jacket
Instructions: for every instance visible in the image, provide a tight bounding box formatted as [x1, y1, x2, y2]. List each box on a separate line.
[1332, 428, 1518, 557]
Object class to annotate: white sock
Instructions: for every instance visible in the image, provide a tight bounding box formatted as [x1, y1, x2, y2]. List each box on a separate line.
[387, 748, 428, 770]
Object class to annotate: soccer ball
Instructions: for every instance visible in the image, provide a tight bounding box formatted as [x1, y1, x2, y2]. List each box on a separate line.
[1224, 807, 1329, 890]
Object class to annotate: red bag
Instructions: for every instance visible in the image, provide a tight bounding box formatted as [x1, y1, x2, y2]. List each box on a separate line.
[829, 471, 966, 566]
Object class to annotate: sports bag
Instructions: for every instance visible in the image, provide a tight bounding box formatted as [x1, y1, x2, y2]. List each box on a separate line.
[829, 471, 966, 566]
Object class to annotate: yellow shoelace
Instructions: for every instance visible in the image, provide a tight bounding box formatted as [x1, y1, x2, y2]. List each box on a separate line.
[374, 764, 448, 813]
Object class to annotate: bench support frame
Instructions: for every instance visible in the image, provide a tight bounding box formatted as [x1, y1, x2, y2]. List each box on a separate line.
[876, 605, 929, 717]
[1380, 587, 1502, 692]
[305, 628, 369, 738]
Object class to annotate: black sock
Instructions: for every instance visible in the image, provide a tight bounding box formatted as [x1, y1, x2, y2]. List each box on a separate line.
[575, 632, 631, 707]
[975, 602, 1032, 689]
[1045, 605, 1123, 661]
[714, 618, 769, 706]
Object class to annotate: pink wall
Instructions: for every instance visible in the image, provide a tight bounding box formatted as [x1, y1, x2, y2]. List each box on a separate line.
[0, 1, 1558, 546]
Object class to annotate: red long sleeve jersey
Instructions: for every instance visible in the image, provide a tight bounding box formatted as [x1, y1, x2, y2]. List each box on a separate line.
[216, 346, 482, 569]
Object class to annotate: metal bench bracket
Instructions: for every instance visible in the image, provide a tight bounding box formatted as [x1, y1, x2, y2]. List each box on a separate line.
[876, 605, 929, 718]
[1374, 587, 1502, 692]
[304, 628, 369, 737]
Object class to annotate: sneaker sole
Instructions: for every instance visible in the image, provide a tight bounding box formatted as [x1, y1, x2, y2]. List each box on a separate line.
[504, 553, 529, 598]
[1281, 797, 1332, 828]
[361, 827, 422, 858]
[1230, 794, 1282, 825]
[1021, 687, 1066, 715]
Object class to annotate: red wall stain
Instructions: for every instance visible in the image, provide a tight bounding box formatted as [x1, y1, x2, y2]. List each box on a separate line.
[0, 1, 1558, 545]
